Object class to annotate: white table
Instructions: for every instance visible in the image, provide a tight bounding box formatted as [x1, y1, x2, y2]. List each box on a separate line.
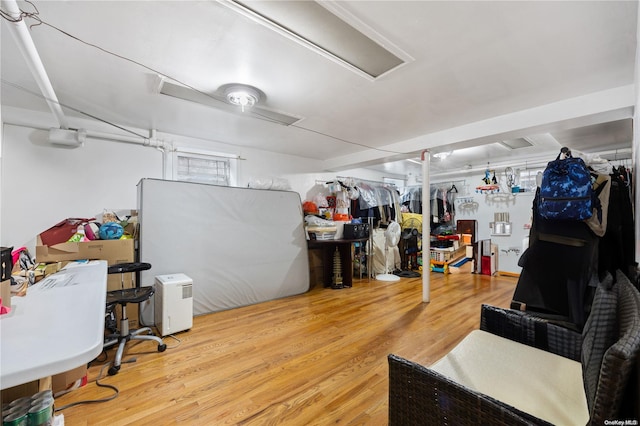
[0, 260, 107, 389]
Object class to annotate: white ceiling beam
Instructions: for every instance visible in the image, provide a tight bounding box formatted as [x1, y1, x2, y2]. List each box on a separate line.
[323, 85, 635, 172]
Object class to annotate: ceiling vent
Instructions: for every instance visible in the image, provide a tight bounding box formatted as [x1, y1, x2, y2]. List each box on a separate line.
[499, 137, 534, 150]
[158, 80, 303, 126]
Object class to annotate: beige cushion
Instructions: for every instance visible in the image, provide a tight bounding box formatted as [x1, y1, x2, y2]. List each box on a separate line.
[430, 330, 588, 426]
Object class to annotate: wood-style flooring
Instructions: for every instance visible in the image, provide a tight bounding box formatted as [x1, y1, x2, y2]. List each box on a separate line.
[55, 271, 518, 425]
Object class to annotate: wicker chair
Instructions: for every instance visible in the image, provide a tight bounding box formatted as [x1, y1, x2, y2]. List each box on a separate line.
[388, 270, 640, 425]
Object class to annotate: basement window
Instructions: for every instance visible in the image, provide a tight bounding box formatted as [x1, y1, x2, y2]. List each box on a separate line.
[171, 149, 237, 186]
[518, 168, 544, 192]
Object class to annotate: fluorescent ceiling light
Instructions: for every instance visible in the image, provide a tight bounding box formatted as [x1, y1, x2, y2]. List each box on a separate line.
[224, 0, 409, 79]
[499, 137, 534, 150]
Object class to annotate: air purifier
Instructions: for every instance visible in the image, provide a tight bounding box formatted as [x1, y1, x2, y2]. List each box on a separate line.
[154, 273, 193, 336]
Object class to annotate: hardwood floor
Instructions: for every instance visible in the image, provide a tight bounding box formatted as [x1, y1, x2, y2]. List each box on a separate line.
[55, 271, 518, 425]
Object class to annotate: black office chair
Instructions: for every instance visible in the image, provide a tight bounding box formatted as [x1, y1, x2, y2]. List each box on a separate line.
[103, 262, 166, 375]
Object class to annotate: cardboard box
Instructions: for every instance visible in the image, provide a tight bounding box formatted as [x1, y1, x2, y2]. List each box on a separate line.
[1, 377, 50, 405]
[36, 237, 134, 264]
[1, 279, 10, 308]
[52, 364, 87, 394]
[35, 237, 135, 291]
[1, 367, 86, 403]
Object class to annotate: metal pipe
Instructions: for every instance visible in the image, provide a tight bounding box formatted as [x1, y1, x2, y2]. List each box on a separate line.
[2, 0, 69, 129]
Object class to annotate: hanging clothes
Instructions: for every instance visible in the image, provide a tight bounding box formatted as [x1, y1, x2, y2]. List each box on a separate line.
[400, 184, 457, 223]
[511, 152, 638, 329]
[513, 186, 598, 330]
[431, 186, 455, 224]
[598, 170, 636, 282]
[349, 180, 401, 228]
[357, 182, 380, 210]
[401, 186, 422, 214]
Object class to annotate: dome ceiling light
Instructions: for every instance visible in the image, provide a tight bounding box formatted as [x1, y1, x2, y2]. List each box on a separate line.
[224, 84, 261, 112]
[158, 79, 301, 125]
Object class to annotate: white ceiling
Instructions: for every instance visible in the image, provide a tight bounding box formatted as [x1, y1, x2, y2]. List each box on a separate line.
[1, 0, 637, 179]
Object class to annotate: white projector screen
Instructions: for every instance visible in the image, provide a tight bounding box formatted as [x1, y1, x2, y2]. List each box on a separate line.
[137, 179, 310, 321]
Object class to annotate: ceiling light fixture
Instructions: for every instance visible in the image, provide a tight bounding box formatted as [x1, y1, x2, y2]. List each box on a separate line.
[224, 84, 260, 112]
[160, 80, 301, 125]
[222, 0, 410, 80]
[433, 151, 453, 160]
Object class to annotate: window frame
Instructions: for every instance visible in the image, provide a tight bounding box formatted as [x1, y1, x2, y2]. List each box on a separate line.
[166, 147, 238, 187]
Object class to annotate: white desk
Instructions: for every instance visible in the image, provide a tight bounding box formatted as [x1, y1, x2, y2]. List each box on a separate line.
[0, 260, 107, 389]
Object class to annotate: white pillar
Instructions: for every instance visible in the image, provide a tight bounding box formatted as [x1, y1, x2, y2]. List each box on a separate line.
[634, 2, 640, 264]
[421, 150, 430, 302]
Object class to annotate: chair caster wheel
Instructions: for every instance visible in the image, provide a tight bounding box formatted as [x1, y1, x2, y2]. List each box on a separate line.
[158, 343, 167, 352]
[108, 365, 121, 376]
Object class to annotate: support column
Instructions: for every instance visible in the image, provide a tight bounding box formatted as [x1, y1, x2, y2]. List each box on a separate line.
[634, 2, 640, 264]
[421, 150, 431, 302]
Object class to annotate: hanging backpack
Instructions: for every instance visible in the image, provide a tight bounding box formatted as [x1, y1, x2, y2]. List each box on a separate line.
[538, 149, 593, 221]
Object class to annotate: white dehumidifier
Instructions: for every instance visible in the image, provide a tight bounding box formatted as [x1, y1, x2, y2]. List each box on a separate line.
[154, 273, 193, 336]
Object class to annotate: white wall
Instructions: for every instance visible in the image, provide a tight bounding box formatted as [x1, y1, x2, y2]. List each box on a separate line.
[450, 180, 535, 274]
[1, 124, 163, 251]
[0, 121, 392, 253]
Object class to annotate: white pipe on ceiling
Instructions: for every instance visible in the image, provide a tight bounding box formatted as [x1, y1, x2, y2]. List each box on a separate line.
[2, 0, 69, 129]
[85, 129, 154, 146]
[48, 127, 169, 150]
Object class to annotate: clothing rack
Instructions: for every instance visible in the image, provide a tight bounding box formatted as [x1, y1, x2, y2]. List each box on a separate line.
[403, 179, 466, 192]
[336, 176, 397, 188]
[401, 180, 466, 214]
[333, 177, 398, 280]
[314, 177, 399, 191]
[314, 179, 348, 188]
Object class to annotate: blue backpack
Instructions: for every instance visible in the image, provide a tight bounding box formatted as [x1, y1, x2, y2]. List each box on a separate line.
[538, 151, 593, 221]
